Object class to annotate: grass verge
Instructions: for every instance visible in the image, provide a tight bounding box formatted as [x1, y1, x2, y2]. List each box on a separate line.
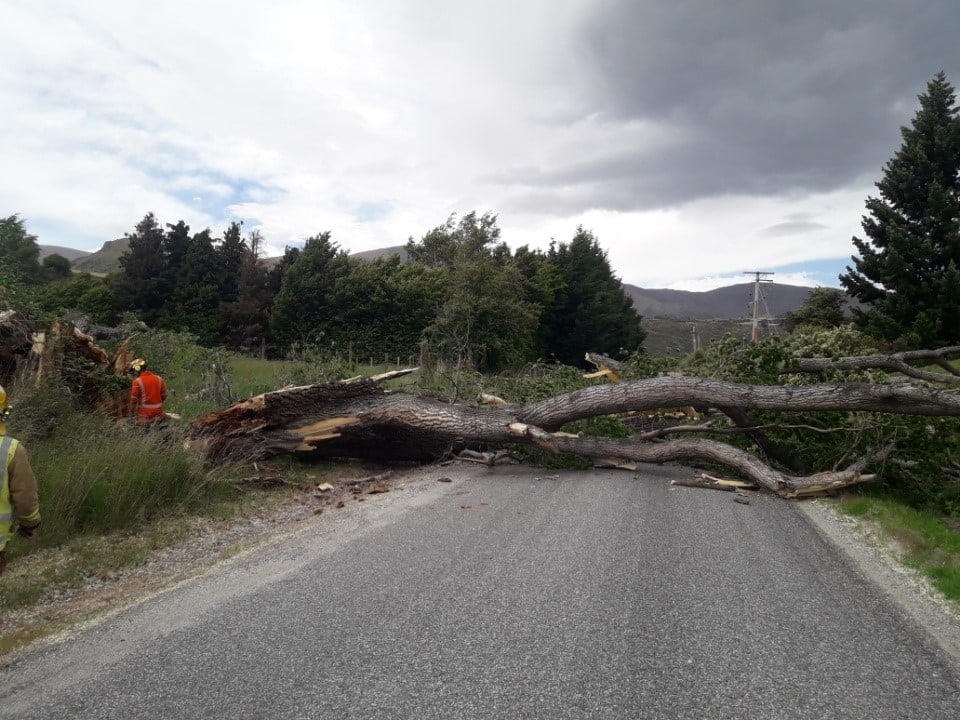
[834, 495, 960, 605]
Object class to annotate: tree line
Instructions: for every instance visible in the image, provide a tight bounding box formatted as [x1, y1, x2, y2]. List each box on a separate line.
[1, 211, 645, 372]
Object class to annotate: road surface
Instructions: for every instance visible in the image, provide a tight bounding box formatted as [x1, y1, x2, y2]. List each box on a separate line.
[2, 464, 959, 719]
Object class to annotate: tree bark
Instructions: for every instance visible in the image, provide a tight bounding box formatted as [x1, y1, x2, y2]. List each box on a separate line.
[515, 376, 960, 429]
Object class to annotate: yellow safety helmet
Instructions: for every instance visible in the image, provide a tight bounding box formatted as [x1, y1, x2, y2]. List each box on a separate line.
[129, 358, 147, 373]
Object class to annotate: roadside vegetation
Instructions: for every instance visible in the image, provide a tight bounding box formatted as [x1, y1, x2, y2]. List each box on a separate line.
[2, 72, 960, 646]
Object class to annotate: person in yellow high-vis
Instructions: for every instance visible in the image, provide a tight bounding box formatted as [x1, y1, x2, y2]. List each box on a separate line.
[0, 384, 40, 575]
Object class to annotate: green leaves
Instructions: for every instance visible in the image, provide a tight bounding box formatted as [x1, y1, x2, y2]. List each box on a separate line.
[841, 72, 960, 347]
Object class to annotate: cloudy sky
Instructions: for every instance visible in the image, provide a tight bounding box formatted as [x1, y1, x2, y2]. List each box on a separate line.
[2, 0, 957, 290]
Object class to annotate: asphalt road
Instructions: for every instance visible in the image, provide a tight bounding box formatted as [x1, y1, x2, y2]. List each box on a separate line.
[2, 464, 959, 719]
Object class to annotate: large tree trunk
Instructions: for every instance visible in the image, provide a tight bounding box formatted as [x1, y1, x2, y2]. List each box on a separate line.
[515, 376, 960, 428]
[185, 371, 957, 498]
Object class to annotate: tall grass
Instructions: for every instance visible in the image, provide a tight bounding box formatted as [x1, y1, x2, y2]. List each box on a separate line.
[3, 381, 217, 565]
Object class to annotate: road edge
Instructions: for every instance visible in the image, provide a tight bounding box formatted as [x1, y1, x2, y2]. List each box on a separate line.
[796, 498, 960, 666]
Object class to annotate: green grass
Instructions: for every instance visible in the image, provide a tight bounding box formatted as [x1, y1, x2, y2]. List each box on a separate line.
[21, 412, 216, 541]
[835, 495, 960, 605]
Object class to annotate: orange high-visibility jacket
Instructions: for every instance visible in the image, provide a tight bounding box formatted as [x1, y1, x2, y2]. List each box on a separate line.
[130, 370, 167, 424]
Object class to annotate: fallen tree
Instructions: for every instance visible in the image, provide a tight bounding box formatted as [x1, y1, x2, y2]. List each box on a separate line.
[185, 360, 960, 498]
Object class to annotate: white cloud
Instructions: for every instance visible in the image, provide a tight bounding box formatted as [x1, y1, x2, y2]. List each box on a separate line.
[0, 0, 951, 287]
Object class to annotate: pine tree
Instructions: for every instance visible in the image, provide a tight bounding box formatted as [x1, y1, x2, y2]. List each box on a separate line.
[216, 221, 247, 303]
[118, 213, 168, 323]
[164, 229, 226, 344]
[220, 229, 274, 352]
[840, 72, 960, 347]
[544, 227, 646, 366]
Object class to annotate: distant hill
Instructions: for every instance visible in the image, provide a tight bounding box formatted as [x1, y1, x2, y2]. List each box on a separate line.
[351, 245, 409, 263]
[70, 238, 130, 274]
[38, 245, 91, 263]
[624, 282, 814, 321]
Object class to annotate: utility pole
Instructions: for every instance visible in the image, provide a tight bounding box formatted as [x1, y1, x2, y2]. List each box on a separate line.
[745, 271, 774, 342]
[689, 322, 700, 352]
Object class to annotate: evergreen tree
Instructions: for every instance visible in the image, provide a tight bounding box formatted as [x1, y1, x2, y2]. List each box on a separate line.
[164, 229, 226, 344]
[782, 287, 848, 332]
[544, 227, 646, 366]
[269, 232, 351, 349]
[331, 256, 444, 363]
[217, 221, 247, 303]
[41, 254, 72, 280]
[0, 215, 42, 284]
[220, 229, 275, 353]
[513, 245, 564, 359]
[840, 72, 960, 347]
[162, 220, 192, 287]
[118, 213, 168, 324]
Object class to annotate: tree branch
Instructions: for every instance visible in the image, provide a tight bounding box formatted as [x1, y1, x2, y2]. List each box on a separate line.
[784, 347, 960, 385]
[516, 376, 960, 430]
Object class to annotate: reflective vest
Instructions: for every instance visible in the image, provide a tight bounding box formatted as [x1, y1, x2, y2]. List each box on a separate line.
[131, 371, 167, 423]
[0, 435, 21, 550]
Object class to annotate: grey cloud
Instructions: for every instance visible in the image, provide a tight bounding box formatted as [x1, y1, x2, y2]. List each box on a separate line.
[489, 131, 855, 216]
[761, 220, 830, 237]
[504, 0, 959, 211]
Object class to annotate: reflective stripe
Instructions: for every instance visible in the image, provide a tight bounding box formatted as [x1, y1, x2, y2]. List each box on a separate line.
[133, 375, 165, 416]
[0, 513, 11, 522]
[19, 508, 39, 523]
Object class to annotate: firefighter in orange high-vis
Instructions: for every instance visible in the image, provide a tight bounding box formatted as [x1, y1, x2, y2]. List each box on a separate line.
[0, 384, 41, 575]
[128, 358, 168, 428]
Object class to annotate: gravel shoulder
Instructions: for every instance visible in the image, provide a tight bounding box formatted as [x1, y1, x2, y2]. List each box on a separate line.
[798, 498, 960, 663]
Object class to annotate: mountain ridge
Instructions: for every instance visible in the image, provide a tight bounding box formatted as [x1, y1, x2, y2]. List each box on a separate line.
[623, 282, 816, 320]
